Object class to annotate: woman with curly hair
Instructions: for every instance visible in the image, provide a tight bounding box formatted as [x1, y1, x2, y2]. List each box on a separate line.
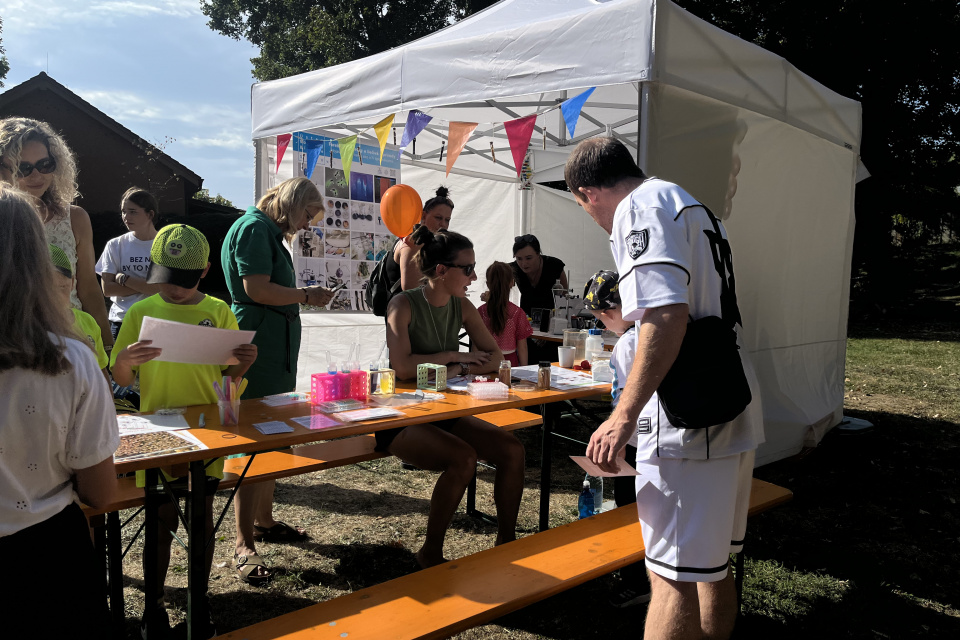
[0, 117, 113, 349]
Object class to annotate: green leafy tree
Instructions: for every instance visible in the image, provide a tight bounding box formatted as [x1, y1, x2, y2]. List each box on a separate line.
[193, 189, 236, 209]
[201, 1, 497, 82]
[675, 1, 960, 301]
[0, 17, 10, 87]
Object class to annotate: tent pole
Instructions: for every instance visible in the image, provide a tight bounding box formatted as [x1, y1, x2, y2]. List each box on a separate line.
[638, 82, 651, 173]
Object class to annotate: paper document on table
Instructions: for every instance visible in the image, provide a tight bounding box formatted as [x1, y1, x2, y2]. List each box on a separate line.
[569, 456, 639, 477]
[117, 413, 191, 436]
[510, 365, 605, 390]
[114, 430, 206, 461]
[138, 316, 255, 365]
[253, 421, 295, 434]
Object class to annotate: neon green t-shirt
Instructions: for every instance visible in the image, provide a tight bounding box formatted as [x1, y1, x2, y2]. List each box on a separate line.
[112, 293, 238, 481]
[71, 308, 108, 370]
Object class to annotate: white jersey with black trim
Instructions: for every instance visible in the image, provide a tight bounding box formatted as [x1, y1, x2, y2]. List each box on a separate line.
[609, 178, 764, 461]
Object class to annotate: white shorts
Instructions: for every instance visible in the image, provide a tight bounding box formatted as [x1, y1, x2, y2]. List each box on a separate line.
[635, 449, 755, 582]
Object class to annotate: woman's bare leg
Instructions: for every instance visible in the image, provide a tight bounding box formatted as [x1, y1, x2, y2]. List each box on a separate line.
[388, 424, 478, 568]
[450, 417, 526, 544]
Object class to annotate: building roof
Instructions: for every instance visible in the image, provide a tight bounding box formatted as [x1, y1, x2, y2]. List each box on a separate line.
[0, 72, 202, 185]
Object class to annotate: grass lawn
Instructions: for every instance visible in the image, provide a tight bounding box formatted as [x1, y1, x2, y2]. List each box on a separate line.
[110, 322, 960, 639]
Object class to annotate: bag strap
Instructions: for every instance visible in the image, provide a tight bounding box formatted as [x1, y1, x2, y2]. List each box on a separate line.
[699, 204, 743, 328]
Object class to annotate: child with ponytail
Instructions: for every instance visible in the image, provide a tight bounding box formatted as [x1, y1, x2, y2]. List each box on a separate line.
[478, 261, 533, 366]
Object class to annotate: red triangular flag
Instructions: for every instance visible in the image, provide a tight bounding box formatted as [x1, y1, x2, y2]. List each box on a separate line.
[276, 134, 292, 174]
[503, 115, 538, 177]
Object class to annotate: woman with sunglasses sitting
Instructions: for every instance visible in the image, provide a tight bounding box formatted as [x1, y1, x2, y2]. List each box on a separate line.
[385, 225, 526, 569]
[0, 117, 114, 352]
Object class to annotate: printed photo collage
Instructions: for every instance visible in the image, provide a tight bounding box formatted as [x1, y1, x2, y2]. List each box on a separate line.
[291, 133, 401, 312]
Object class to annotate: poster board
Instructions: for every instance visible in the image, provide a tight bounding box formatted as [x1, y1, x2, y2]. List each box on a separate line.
[290, 132, 401, 312]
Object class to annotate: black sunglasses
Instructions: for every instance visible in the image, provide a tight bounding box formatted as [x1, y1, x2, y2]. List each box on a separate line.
[514, 234, 537, 243]
[3, 156, 57, 179]
[442, 262, 476, 277]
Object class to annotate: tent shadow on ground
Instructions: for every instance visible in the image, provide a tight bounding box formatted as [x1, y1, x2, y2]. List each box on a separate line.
[271, 481, 432, 517]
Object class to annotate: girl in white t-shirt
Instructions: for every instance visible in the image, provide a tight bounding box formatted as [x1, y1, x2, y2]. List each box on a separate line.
[0, 185, 119, 636]
[96, 187, 162, 337]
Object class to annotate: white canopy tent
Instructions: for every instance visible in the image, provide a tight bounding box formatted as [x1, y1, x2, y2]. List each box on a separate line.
[250, 0, 862, 465]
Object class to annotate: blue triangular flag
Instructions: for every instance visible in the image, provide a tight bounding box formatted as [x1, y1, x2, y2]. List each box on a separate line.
[400, 110, 433, 149]
[560, 87, 596, 138]
[304, 139, 323, 179]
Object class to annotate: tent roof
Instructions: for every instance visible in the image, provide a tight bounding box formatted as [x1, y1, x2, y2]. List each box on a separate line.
[251, 0, 860, 177]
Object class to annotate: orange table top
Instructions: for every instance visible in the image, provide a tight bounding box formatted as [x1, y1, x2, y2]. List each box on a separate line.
[114, 376, 609, 474]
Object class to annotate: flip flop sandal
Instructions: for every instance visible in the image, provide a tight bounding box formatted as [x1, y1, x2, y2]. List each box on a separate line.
[234, 553, 272, 585]
[253, 521, 308, 542]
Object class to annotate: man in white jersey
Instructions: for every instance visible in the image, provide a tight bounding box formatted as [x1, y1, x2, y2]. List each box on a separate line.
[565, 138, 764, 640]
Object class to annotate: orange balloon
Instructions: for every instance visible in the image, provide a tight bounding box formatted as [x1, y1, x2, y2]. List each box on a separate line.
[380, 184, 423, 238]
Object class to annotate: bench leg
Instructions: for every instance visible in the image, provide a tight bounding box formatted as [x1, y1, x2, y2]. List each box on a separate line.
[187, 460, 209, 640]
[106, 510, 125, 637]
[538, 403, 559, 532]
[142, 468, 162, 639]
[465, 464, 499, 527]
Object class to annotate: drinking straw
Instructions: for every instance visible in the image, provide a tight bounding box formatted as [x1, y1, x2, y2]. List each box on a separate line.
[375, 341, 387, 368]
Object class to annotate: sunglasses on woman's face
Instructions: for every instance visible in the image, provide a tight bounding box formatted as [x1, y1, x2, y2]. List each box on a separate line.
[3, 157, 57, 179]
[443, 262, 476, 277]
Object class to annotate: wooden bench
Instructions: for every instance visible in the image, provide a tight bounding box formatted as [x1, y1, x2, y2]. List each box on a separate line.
[85, 409, 543, 630]
[218, 478, 792, 640]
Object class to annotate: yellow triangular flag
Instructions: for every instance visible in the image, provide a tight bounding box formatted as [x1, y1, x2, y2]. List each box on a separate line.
[446, 122, 478, 176]
[338, 135, 358, 182]
[373, 114, 395, 164]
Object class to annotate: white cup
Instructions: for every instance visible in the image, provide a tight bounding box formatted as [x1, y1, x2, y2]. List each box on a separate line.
[558, 346, 576, 368]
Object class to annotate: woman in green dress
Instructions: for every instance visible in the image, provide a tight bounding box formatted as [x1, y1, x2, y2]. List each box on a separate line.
[221, 177, 335, 583]
[385, 226, 525, 569]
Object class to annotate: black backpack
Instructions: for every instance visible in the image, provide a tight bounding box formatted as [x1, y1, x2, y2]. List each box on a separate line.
[365, 248, 401, 316]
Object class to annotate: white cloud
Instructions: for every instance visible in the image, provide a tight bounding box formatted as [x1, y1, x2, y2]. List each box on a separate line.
[3, 1, 201, 32]
[75, 89, 247, 129]
[180, 132, 251, 151]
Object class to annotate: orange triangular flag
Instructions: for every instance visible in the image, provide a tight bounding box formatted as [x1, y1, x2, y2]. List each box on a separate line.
[446, 121, 478, 176]
[373, 114, 395, 164]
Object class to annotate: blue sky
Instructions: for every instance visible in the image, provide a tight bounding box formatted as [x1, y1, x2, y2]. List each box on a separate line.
[2, 0, 259, 207]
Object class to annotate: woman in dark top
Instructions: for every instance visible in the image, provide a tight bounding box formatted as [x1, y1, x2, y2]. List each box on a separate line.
[385, 226, 524, 569]
[510, 234, 568, 315]
[511, 234, 568, 361]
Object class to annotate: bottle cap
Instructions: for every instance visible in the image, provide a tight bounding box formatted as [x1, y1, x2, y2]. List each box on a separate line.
[589, 328, 602, 335]
[539, 360, 552, 367]
[583, 480, 591, 489]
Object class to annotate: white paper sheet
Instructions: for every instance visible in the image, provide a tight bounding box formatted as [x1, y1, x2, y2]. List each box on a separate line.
[138, 316, 255, 365]
[511, 365, 606, 391]
[117, 413, 191, 436]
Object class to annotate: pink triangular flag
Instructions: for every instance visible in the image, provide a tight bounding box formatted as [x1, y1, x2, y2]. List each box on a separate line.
[503, 115, 538, 177]
[276, 134, 292, 173]
[446, 122, 478, 176]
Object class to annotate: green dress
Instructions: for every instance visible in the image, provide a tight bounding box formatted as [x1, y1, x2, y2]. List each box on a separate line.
[221, 206, 302, 399]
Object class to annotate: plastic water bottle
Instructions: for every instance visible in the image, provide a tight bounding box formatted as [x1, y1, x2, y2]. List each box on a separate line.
[578, 480, 595, 519]
[587, 473, 604, 514]
[584, 328, 604, 363]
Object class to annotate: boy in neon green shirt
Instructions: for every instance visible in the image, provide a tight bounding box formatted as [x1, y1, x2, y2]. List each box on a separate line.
[49, 244, 110, 381]
[111, 224, 257, 637]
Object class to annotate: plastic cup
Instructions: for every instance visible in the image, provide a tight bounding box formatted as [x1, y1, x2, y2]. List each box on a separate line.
[218, 399, 240, 426]
[558, 346, 576, 368]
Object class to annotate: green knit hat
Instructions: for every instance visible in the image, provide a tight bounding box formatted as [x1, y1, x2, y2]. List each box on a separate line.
[49, 243, 72, 278]
[146, 224, 210, 288]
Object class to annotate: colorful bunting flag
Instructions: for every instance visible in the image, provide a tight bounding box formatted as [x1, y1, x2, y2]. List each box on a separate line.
[373, 114, 395, 164]
[503, 115, 538, 177]
[400, 110, 433, 151]
[560, 87, 596, 138]
[446, 121, 478, 176]
[338, 135, 358, 182]
[304, 139, 323, 179]
[276, 133, 291, 174]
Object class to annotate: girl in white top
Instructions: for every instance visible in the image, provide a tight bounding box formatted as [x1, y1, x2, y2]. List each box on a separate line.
[0, 117, 115, 350]
[0, 185, 119, 636]
[96, 186, 163, 337]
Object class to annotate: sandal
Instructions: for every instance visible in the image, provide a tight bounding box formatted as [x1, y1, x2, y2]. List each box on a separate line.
[234, 553, 272, 585]
[253, 521, 308, 542]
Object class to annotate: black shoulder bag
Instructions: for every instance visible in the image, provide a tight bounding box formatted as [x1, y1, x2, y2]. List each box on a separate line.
[656, 206, 752, 429]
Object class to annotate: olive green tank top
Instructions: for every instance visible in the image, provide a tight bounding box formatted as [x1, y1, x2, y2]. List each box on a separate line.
[403, 288, 462, 355]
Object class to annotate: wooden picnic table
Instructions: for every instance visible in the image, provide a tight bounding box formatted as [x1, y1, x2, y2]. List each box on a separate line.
[121, 374, 610, 639]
